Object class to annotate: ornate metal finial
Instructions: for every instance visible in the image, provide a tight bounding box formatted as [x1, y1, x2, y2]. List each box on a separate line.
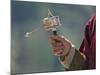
[42, 9, 61, 32]
[48, 9, 54, 17]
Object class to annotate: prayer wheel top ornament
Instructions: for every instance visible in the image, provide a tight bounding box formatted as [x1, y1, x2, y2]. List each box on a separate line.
[42, 9, 61, 35]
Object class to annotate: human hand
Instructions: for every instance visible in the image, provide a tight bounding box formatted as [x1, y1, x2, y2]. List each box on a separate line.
[50, 35, 72, 56]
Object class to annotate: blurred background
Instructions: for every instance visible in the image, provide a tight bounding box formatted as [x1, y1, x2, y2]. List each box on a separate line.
[11, 0, 96, 74]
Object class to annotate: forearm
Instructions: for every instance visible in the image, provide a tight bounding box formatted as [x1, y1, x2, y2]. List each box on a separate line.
[58, 45, 75, 69]
[59, 46, 86, 70]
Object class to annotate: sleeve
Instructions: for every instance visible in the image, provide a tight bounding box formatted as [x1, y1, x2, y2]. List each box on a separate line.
[59, 46, 86, 70]
[58, 45, 75, 69]
[69, 49, 87, 70]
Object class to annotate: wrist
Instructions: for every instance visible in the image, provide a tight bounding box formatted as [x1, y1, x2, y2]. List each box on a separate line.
[59, 44, 76, 69]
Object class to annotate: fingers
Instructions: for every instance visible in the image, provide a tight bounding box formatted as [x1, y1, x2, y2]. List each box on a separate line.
[50, 35, 66, 46]
[50, 35, 65, 42]
[52, 46, 64, 52]
[49, 35, 71, 56]
[50, 35, 63, 55]
[52, 49, 63, 56]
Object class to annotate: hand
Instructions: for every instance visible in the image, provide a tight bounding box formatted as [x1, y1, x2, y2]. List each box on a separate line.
[50, 35, 72, 56]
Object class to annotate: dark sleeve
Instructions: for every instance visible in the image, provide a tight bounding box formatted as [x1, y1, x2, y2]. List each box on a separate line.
[59, 47, 87, 70]
[68, 49, 87, 70]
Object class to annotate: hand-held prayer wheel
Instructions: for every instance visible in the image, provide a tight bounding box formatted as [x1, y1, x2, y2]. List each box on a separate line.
[25, 9, 61, 38]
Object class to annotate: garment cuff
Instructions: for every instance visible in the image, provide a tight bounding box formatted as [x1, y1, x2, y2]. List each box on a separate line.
[58, 45, 75, 69]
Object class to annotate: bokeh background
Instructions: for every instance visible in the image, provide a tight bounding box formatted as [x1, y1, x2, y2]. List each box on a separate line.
[11, 0, 96, 74]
